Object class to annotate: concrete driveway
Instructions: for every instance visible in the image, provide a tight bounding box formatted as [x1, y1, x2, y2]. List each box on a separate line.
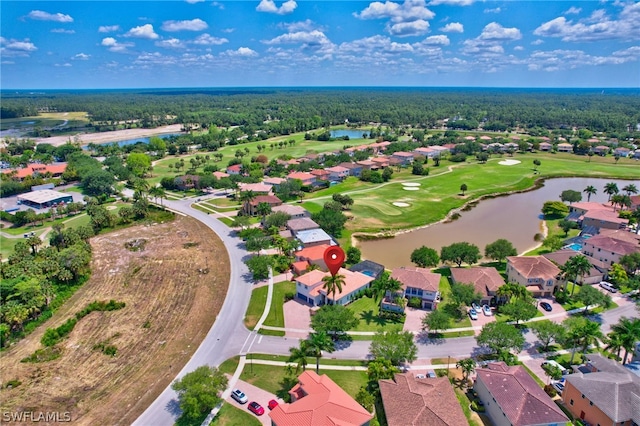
[283, 300, 312, 338]
[225, 378, 282, 426]
[403, 307, 425, 332]
[536, 296, 567, 318]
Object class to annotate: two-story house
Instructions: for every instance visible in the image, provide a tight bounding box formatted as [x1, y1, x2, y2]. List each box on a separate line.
[391, 267, 441, 310]
[506, 256, 561, 296]
[295, 268, 374, 306]
[450, 267, 504, 306]
[582, 232, 640, 266]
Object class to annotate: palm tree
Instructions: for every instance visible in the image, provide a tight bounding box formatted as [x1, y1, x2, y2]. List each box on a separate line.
[371, 273, 402, 302]
[583, 185, 597, 202]
[496, 282, 529, 304]
[604, 182, 619, 202]
[561, 255, 592, 295]
[604, 331, 625, 362]
[622, 183, 638, 196]
[306, 332, 335, 373]
[288, 341, 312, 372]
[321, 274, 345, 305]
[610, 317, 640, 364]
[255, 202, 272, 222]
[456, 358, 476, 383]
[149, 186, 166, 207]
[579, 320, 604, 354]
[240, 190, 256, 215]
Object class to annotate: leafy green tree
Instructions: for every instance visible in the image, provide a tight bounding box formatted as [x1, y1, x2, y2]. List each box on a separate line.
[496, 282, 530, 303]
[245, 255, 273, 280]
[245, 235, 271, 254]
[255, 202, 272, 221]
[560, 255, 592, 295]
[263, 211, 290, 229]
[370, 272, 402, 302]
[460, 183, 468, 195]
[500, 298, 538, 324]
[440, 242, 481, 267]
[450, 282, 482, 306]
[542, 235, 564, 251]
[622, 183, 638, 196]
[306, 332, 335, 373]
[126, 152, 152, 177]
[369, 327, 417, 366]
[332, 193, 354, 210]
[355, 387, 375, 412]
[312, 206, 348, 237]
[81, 169, 115, 197]
[171, 366, 228, 420]
[583, 185, 597, 202]
[232, 215, 251, 230]
[321, 274, 345, 305]
[560, 189, 582, 204]
[558, 219, 579, 236]
[346, 246, 361, 265]
[367, 358, 400, 383]
[421, 308, 451, 334]
[604, 331, 625, 361]
[288, 341, 312, 372]
[619, 253, 640, 275]
[410, 246, 439, 268]
[476, 322, 525, 355]
[562, 316, 603, 364]
[484, 239, 517, 265]
[575, 285, 612, 314]
[542, 363, 563, 384]
[541, 201, 569, 217]
[533, 159, 541, 171]
[530, 320, 565, 351]
[310, 305, 359, 339]
[608, 264, 628, 287]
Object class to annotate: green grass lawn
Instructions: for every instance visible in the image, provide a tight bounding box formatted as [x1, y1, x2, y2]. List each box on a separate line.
[347, 296, 406, 332]
[211, 403, 261, 426]
[250, 353, 368, 367]
[244, 281, 295, 332]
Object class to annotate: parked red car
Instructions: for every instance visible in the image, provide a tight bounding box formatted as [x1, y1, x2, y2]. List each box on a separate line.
[268, 399, 279, 410]
[248, 401, 265, 416]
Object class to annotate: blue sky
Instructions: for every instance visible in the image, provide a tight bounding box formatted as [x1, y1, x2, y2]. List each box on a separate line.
[1, 0, 639, 89]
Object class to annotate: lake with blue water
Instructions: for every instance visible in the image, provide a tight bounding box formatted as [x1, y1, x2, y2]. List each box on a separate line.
[82, 133, 181, 149]
[330, 129, 370, 139]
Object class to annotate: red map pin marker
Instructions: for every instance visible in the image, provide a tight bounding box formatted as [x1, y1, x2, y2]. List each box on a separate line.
[324, 246, 345, 277]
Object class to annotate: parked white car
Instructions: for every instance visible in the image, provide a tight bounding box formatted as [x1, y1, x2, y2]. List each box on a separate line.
[599, 281, 618, 293]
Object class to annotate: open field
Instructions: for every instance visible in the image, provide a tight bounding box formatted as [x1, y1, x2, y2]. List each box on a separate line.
[0, 216, 230, 425]
[0, 112, 89, 132]
[31, 123, 184, 147]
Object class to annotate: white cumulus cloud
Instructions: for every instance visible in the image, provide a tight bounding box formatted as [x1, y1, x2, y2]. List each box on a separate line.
[428, 0, 474, 5]
[72, 53, 90, 60]
[421, 34, 450, 45]
[125, 24, 159, 39]
[223, 47, 258, 57]
[0, 37, 37, 57]
[564, 6, 581, 15]
[191, 34, 228, 45]
[479, 22, 521, 41]
[101, 37, 134, 52]
[99, 25, 120, 33]
[484, 7, 501, 14]
[156, 38, 186, 49]
[161, 19, 208, 32]
[256, 0, 298, 15]
[388, 19, 430, 37]
[27, 10, 73, 22]
[440, 22, 463, 33]
[355, 0, 435, 22]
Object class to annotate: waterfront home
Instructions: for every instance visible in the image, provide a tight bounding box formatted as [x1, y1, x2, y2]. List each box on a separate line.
[379, 373, 467, 426]
[391, 151, 414, 165]
[582, 232, 640, 266]
[450, 267, 504, 306]
[475, 362, 568, 426]
[338, 162, 363, 177]
[557, 142, 573, 153]
[242, 194, 282, 216]
[294, 243, 332, 272]
[269, 370, 373, 426]
[348, 260, 385, 280]
[324, 166, 350, 181]
[506, 256, 561, 296]
[568, 202, 626, 231]
[391, 267, 441, 310]
[286, 171, 317, 187]
[287, 217, 320, 235]
[631, 195, 640, 210]
[2, 163, 67, 180]
[542, 250, 608, 284]
[295, 228, 334, 247]
[294, 268, 375, 306]
[562, 354, 640, 426]
[369, 141, 391, 154]
[271, 204, 309, 219]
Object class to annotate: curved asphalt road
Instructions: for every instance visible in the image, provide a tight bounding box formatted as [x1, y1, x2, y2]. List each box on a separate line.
[134, 196, 638, 425]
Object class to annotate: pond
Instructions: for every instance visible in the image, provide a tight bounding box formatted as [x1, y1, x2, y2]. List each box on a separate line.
[330, 129, 370, 139]
[358, 177, 636, 269]
[82, 133, 182, 149]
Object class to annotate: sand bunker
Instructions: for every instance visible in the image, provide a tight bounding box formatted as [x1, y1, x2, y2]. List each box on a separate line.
[499, 159, 521, 166]
[402, 182, 421, 187]
[392, 202, 410, 207]
[403, 187, 419, 191]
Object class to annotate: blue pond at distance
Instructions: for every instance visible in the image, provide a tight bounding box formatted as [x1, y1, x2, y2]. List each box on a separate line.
[330, 129, 370, 139]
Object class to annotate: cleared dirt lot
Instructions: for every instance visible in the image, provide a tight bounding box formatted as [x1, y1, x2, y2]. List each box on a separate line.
[0, 215, 230, 425]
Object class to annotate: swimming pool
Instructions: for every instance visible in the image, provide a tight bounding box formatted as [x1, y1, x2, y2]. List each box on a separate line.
[566, 243, 582, 251]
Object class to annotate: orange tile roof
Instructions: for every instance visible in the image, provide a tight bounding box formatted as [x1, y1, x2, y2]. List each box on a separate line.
[391, 267, 441, 292]
[287, 171, 316, 181]
[507, 256, 560, 281]
[296, 267, 374, 301]
[269, 371, 373, 426]
[296, 244, 332, 262]
[3, 163, 67, 179]
[585, 235, 639, 256]
[450, 267, 504, 296]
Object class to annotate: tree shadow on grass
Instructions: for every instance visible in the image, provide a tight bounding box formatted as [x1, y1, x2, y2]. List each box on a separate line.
[175, 411, 208, 426]
[277, 373, 298, 402]
[359, 310, 387, 327]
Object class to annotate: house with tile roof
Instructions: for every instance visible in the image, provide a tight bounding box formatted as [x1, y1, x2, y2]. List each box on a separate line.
[310, 169, 331, 182]
[582, 233, 640, 266]
[271, 204, 309, 219]
[226, 164, 242, 175]
[391, 151, 414, 165]
[557, 142, 573, 153]
[287, 217, 320, 234]
[562, 354, 640, 426]
[379, 373, 467, 426]
[296, 228, 335, 247]
[242, 195, 282, 216]
[474, 362, 569, 426]
[269, 370, 373, 426]
[506, 256, 561, 296]
[371, 157, 390, 168]
[294, 244, 332, 272]
[356, 159, 378, 170]
[238, 182, 273, 194]
[539, 142, 552, 151]
[212, 171, 229, 180]
[324, 166, 350, 181]
[614, 147, 631, 157]
[2, 163, 68, 181]
[338, 162, 364, 177]
[263, 176, 287, 189]
[593, 145, 610, 156]
[287, 171, 317, 187]
[294, 267, 375, 306]
[542, 250, 607, 284]
[391, 267, 441, 310]
[413, 147, 438, 158]
[450, 267, 504, 305]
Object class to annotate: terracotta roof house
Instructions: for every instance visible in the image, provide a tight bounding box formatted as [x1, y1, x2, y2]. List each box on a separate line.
[557, 142, 573, 153]
[272, 204, 310, 219]
[391, 267, 441, 310]
[614, 147, 631, 157]
[450, 267, 504, 305]
[475, 362, 569, 426]
[506, 256, 561, 296]
[379, 373, 467, 426]
[295, 244, 332, 271]
[430, 145, 450, 155]
[287, 217, 320, 234]
[291, 260, 311, 276]
[226, 164, 242, 175]
[212, 171, 229, 180]
[582, 234, 640, 266]
[296, 228, 335, 247]
[371, 157, 390, 168]
[310, 169, 331, 181]
[413, 147, 437, 157]
[238, 182, 273, 194]
[480, 135, 493, 141]
[294, 267, 375, 306]
[391, 151, 414, 165]
[338, 162, 363, 177]
[593, 145, 610, 156]
[539, 142, 552, 151]
[356, 159, 378, 170]
[464, 135, 476, 141]
[242, 194, 282, 216]
[324, 166, 350, 181]
[269, 370, 373, 426]
[542, 250, 607, 284]
[562, 354, 640, 426]
[174, 174, 200, 190]
[443, 143, 457, 152]
[287, 171, 317, 187]
[263, 177, 287, 188]
[583, 208, 629, 230]
[3, 163, 68, 180]
[631, 195, 640, 210]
